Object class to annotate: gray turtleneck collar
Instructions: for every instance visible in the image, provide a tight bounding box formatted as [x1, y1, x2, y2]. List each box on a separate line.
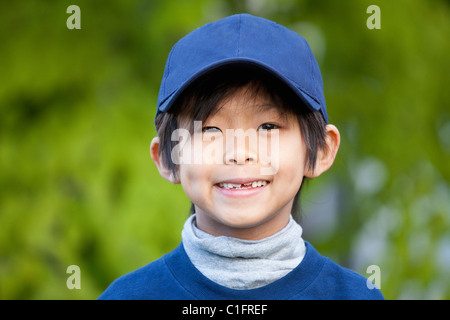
[181, 214, 306, 290]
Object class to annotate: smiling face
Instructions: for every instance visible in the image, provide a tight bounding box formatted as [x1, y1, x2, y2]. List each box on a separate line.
[176, 85, 308, 239]
[151, 70, 340, 240]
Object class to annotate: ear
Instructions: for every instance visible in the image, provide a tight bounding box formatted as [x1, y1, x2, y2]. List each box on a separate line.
[150, 137, 180, 184]
[305, 124, 340, 178]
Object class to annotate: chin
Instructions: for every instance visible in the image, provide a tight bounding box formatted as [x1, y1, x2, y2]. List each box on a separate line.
[216, 208, 273, 229]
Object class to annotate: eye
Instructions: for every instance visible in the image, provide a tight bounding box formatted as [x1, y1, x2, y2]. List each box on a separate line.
[202, 126, 222, 133]
[258, 123, 279, 131]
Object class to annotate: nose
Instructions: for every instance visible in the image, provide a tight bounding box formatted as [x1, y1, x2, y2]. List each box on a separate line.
[223, 130, 258, 165]
[225, 152, 255, 165]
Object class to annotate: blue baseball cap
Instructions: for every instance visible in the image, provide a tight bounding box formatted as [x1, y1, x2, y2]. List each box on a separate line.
[156, 14, 328, 123]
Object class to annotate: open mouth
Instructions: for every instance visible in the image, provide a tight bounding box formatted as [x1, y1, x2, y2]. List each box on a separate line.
[217, 180, 268, 190]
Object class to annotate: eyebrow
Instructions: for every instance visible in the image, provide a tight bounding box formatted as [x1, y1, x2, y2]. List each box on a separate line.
[254, 103, 293, 122]
[254, 103, 279, 111]
[208, 103, 289, 127]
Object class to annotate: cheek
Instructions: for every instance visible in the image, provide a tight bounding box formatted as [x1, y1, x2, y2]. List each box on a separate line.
[178, 164, 211, 204]
[179, 165, 199, 193]
[276, 135, 307, 184]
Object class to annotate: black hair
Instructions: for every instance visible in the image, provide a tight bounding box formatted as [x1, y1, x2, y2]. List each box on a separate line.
[155, 65, 328, 220]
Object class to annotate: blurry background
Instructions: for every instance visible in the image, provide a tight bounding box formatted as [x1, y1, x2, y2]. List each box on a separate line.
[1, 0, 449, 299]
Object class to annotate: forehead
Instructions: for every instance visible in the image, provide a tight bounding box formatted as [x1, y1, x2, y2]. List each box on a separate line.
[176, 75, 299, 130]
[208, 83, 290, 120]
[215, 85, 276, 111]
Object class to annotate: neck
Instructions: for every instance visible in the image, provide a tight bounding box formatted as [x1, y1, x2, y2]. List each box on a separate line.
[181, 214, 306, 290]
[194, 202, 294, 240]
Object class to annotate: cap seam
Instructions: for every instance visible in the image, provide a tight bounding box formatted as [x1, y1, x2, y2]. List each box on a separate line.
[308, 51, 317, 90]
[284, 74, 320, 105]
[237, 14, 242, 57]
[164, 47, 175, 97]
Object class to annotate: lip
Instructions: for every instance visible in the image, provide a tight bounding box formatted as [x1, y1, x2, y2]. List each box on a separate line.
[214, 177, 270, 198]
[216, 177, 271, 185]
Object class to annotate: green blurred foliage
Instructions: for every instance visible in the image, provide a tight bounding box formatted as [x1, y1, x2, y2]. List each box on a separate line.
[0, 0, 449, 299]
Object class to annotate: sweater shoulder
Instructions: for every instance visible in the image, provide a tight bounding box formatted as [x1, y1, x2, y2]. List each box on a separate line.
[297, 249, 384, 300]
[98, 245, 193, 300]
[98, 256, 167, 300]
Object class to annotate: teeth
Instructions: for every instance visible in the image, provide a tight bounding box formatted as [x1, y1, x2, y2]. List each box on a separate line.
[219, 181, 267, 189]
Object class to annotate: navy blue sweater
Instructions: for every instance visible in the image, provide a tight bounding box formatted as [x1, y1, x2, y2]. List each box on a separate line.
[98, 242, 384, 300]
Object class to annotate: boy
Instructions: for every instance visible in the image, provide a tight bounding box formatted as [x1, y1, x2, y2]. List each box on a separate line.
[99, 14, 384, 300]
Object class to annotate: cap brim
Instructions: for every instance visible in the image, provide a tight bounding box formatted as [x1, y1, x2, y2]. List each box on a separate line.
[157, 58, 327, 122]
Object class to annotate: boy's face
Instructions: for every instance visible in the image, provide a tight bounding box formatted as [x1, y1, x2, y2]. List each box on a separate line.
[176, 86, 309, 240]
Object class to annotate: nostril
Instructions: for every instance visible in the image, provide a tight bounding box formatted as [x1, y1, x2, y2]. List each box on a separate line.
[226, 157, 254, 164]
